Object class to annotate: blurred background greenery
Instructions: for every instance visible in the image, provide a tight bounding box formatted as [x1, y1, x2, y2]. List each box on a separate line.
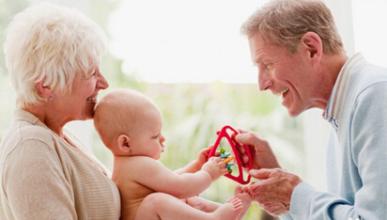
[0, 0, 305, 219]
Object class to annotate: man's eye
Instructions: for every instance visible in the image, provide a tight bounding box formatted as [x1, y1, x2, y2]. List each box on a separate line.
[258, 62, 273, 73]
[265, 63, 273, 70]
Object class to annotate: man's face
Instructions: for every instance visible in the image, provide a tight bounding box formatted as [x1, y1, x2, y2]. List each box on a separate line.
[249, 33, 317, 116]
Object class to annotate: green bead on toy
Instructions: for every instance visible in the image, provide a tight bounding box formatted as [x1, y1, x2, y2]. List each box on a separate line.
[219, 147, 231, 158]
[219, 147, 234, 173]
[226, 163, 233, 173]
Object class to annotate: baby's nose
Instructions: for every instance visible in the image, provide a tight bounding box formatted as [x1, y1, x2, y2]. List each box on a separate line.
[160, 135, 166, 143]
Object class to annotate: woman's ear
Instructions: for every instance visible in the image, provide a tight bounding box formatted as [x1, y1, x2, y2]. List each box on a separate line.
[35, 80, 54, 101]
[117, 134, 132, 154]
[300, 32, 323, 62]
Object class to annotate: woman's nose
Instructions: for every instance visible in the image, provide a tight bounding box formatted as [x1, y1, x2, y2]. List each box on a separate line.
[98, 73, 109, 89]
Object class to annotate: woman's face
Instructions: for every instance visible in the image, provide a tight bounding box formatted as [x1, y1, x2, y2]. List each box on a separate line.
[54, 66, 109, 121]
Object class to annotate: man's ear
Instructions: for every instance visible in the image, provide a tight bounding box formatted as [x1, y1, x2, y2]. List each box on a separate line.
[35, 80, 54, 101]
[117, 134, 132, 154]
[300, 32, 323, 61]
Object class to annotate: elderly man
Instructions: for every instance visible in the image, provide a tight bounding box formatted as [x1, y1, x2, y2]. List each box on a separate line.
[236, 0, 387, 219]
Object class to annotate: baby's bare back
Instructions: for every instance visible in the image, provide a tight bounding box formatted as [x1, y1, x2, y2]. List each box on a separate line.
[112, 156, 156, 220]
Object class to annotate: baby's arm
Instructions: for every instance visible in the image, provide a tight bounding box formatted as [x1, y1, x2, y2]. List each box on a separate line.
[131, 156, 227, 198]
[175, 147, 212, 174]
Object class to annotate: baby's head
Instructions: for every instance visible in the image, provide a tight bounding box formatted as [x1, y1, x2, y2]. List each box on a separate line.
[94, 89, 165, 159]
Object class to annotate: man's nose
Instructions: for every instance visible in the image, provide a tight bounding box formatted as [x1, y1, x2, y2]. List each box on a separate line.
[258, 71, 273, 91]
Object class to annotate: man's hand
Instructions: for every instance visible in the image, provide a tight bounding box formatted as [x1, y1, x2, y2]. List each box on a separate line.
[246, 168, 301, 216]
[235, 131, 280, 169]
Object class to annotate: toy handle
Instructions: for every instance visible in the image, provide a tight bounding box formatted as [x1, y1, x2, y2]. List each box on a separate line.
[222, 125, 254, 170]
[208, 125, 254, 185]
[230, 134, 254, 171]
[208, 125, 240, 157]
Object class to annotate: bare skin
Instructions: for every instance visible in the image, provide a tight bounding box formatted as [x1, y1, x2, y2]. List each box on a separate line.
[95, 90, 250, 220]
[135, 193, 243, 220]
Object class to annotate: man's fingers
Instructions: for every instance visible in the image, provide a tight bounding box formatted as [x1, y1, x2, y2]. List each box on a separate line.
[235, 132, 250, 144]
[245, 181, 271, 196]
[263, 203, 288, 216]
[235, 132, 265, 146]
[239, 146, 246, 154]
[242, 155, 249, 164]
[237, 128, 247, 133]
[235, 185, 243, 194]
[235, 185, 251, 194]
[249, 168, 273, 179]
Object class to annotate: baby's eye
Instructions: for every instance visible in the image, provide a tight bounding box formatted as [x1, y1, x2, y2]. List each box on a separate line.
[151, 134, 160, 139]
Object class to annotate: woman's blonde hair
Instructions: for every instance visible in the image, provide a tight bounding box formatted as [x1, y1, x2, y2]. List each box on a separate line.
[241, 0, 343, 54]
[3, 3, 107, 107]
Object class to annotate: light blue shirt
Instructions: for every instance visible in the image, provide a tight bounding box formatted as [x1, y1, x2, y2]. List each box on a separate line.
[284, 54, 387, 220]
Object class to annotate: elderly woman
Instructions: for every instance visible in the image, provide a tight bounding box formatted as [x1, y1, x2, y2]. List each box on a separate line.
[0, 3, 120, 220]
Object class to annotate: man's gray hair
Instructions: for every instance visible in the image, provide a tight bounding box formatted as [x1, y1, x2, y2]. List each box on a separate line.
[241, 0, 343, 54]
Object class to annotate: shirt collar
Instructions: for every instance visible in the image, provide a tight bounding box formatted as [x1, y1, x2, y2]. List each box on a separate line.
[323, 53, 364, 128]
[14, 109, 48, 128]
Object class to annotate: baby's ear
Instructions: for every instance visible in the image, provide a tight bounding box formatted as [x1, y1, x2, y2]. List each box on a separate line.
[117, 134, 131, 154]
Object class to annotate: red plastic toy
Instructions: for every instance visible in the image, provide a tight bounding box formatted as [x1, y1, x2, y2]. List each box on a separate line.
[208, 125, 254, 184]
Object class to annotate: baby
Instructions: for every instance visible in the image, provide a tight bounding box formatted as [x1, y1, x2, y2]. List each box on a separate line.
[93, 89, 251, 220]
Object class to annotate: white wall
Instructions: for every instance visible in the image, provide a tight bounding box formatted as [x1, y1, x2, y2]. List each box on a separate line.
[325, 0, 355, 56]
[352, 0, 387, 68]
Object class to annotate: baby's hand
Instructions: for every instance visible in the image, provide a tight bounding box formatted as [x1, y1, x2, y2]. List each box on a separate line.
[201, 157, 228, 180]
[195, 146, 212, 169]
